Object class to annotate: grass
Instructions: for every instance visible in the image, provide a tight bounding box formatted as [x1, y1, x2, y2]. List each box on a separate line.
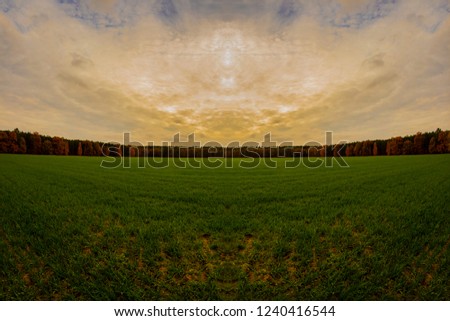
[0, 154, 449, 300]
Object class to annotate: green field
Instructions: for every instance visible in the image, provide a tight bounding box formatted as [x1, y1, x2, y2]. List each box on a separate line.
[0, 154, 449, 300]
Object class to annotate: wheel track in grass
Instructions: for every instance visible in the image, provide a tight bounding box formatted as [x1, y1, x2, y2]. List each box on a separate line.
[422, 235, 450, 287]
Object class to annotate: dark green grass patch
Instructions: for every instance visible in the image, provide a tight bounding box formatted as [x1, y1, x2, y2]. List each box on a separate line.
[0, 154, 449, 300]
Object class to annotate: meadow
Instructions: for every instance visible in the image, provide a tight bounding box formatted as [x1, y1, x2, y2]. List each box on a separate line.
[0, 154, 449, 300]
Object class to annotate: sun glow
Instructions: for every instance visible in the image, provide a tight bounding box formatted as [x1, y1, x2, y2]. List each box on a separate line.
[220, 76, 235, 88]
[222, 48, 234, 67]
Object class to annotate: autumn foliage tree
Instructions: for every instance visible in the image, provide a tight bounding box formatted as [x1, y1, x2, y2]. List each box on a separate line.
[345, 145, 354, 157]
[93, 142, 102, 156]
[30, 132, 42, 154]
[447, 132, 450, 152]
[437, 130, 447, 153]
[19, 137, 27, 154]
[102, 144, 110, 156]
[83, 141, 94, 156]
[0, 131, 8, 153]
[403, 140, 413, 155]
[42, 140, 53, 155]
[361, 140, 373, 156]
[77, 142, 83, 156]
[333, 144, 341, 157]
[52, 137, 67, 155]
[353, 142, 362, 156]
[414, 132, 425, 154]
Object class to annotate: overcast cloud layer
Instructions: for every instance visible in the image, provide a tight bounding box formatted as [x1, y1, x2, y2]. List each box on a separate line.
[0, 0, 449, 144]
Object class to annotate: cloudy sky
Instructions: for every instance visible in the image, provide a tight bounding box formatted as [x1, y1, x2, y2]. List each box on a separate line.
[0, 0, 449, 144]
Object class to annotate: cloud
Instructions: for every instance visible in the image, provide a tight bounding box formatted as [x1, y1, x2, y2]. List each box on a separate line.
[0, 0, 449, 144]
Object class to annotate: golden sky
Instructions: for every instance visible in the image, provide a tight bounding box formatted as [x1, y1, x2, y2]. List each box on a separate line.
[0, 0, 449, 145]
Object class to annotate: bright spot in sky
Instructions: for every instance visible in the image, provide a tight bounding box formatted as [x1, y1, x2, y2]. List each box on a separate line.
[162, 106, 177, 113]
[221, 77, 235, 88]
[279, 105, 296, 113]
[222, 49, 234, 67]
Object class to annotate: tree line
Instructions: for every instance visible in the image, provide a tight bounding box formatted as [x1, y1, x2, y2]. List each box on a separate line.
[341, 129, 449, 157]
[0, 129, 105, 156]
[0, 128, 449, 157]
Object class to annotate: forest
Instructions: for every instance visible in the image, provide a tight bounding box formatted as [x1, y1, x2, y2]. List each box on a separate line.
[0, 128, 449, 158]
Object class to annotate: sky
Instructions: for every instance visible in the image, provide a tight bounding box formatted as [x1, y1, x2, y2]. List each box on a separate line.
[0, 0, 449, 145]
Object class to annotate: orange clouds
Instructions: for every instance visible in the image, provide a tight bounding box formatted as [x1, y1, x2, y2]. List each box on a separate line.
[0, 1, 449, 144]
